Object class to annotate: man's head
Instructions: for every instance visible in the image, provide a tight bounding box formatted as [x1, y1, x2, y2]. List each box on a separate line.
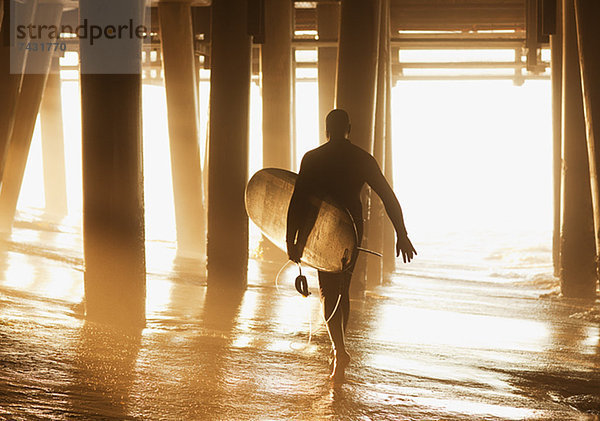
[326, 109, 351, 140]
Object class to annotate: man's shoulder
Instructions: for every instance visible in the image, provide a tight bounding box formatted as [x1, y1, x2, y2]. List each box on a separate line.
[346, 141, 377, 163]
[302, 143, 328, 161]
[304, 140, 375, 163]
[298, 146, 325, 172]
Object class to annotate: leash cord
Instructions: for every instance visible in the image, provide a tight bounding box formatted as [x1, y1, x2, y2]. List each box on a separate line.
[274, 259, 294, 291]
[274, 260, 342, 347]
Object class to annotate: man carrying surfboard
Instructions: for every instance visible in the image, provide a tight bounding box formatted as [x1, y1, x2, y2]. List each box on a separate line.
[286, 109, 416, 382]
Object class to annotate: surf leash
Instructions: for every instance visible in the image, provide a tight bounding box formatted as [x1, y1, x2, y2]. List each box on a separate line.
[274, 260, 343, 349]
[274, 259, 294, 291]
[357, 247, 383, 258]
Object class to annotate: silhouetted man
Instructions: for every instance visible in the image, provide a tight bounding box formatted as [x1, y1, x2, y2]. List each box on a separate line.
[286, 109, 416, 381]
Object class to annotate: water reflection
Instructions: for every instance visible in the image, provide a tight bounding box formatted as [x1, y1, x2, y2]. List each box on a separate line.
[67, 323, 141, 419]
[1, 227, 600, 419]
[0, 247, 83, 303]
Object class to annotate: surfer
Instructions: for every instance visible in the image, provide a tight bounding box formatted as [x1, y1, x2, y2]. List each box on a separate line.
[286, 108, 416, 382]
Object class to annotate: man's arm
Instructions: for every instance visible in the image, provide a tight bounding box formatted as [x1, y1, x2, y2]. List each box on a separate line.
[365, 155, 417, 263]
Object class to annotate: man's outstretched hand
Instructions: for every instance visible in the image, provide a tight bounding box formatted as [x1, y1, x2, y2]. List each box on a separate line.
[396, 233, 417, 263]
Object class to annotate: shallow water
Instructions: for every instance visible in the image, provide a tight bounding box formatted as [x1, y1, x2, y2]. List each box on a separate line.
[0, 213, 599, 420]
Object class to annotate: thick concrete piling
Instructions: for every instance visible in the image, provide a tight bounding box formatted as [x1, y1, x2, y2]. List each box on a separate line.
[262, 0, 292, 169]
[317, 3, 339, 144]
[559, 0, 597, 298]
[40, 57, 68, 218]
[336, 0, 380, 293]
[0, 0, 63, 233]
[574, 0, 600, 288]
[158, 0, 206, 260]
[79, 0, 146, 325]
[207, 0, 252, 288]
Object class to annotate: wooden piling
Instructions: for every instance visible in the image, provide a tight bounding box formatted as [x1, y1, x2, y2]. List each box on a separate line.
[382, 39, 397, 277]
[551, 0, 562, 277]
[336, 0, 380, 294]
[559, 0, 597, 298]
[79, 0, 146, 325]
[0, 1, 63, 234]
[158, 0, 206, 260]
[317, 3, 339, 144]
[368, 0, 391, 288]
[262, 0, 292, 169]
[0, 0, 37, 180]
[382, 68, 396, 277]
[40, 57, 68, 218]
[336, 0, 379, 154]
[207, 0, 252, 288]
[574, 0, 600, 293]
[259, 0, 292, 259]
[0, 5, 16, 174]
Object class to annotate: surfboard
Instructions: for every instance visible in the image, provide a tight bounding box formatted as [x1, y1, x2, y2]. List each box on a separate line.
[245, 168, 358, 273]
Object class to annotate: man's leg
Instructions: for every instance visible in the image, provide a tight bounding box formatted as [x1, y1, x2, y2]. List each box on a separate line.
[319, 269, 351, 379]
[341, 283, 350, 333]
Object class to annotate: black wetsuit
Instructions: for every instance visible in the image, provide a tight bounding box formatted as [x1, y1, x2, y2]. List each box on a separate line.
[286, 138, 405, 309]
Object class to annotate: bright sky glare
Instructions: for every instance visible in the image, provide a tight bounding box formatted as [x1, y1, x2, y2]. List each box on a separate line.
[17, 63, 552, 243]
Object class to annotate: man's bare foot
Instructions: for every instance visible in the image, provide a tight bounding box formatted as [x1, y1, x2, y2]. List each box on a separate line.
[329, 350, 350, 382]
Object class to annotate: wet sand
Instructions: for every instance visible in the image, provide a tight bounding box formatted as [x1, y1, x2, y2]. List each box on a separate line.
[0, 225, 599, 420]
